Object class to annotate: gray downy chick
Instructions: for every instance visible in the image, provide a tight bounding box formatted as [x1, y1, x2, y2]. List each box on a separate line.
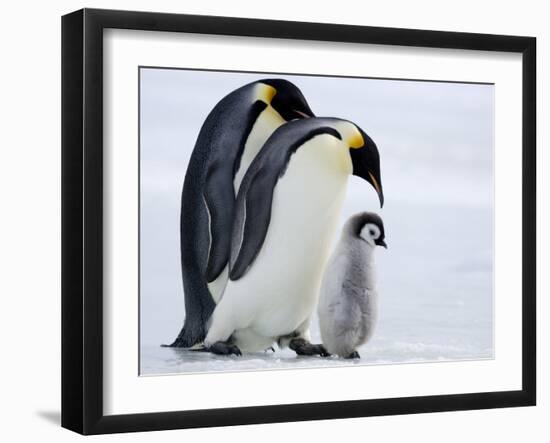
[318, 212, 387, 359]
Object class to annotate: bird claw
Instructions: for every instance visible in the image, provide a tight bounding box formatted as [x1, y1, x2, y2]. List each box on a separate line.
[290, 338, 331, 357]
[345, 351, 361, 359]
[208, 341, 242, 356]
[320, 348, 332, 358]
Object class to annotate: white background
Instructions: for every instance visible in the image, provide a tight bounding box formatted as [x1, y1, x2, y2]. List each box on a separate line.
[0, 0, 546, 441]
[105, 31, 517, 414]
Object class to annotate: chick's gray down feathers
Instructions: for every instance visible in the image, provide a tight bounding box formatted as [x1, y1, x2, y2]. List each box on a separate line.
[318, 212, 383, 358]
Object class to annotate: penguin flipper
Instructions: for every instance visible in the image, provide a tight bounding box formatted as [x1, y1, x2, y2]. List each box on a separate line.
[203, 166, 236, 282]
[229, 167, 275, 280]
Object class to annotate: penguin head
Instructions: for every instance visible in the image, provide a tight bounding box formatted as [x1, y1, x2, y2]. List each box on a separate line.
[349, 128, 384, 208]
[349, 212, 387, 248]
[332, 121, 384, 207]
[258, 79, 314, 121]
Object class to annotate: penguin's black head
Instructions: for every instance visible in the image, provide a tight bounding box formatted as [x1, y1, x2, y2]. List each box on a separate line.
[350, 212, 387, 248]
[349, 127, 384, 207]
[259, 79, 315, 121]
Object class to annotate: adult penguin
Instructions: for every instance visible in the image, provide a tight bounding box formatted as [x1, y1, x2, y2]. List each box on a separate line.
[203, 117, 384, 355]
[170, 79, 314, 348]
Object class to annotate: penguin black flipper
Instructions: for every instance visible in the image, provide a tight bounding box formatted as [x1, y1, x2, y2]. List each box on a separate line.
[202, 163, 239, 282]
[229, 166, 275, 281]
[229, 119, 342, 280]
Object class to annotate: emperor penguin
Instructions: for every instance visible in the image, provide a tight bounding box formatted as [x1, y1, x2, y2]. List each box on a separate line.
[203, 117, 384, 356]
[318, 212, 387, 359]
[171, 79, 314, 348]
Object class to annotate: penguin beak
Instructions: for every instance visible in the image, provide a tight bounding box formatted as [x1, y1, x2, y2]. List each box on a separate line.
[293, 109, 313, 118]
[350, 130, 384, 208]
[377, 239, 388, 249]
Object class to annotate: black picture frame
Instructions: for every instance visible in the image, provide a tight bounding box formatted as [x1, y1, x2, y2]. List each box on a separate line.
[61, 8, 536, 435]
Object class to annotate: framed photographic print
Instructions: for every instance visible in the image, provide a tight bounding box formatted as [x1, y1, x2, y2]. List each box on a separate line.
[61, 8, 536, 435]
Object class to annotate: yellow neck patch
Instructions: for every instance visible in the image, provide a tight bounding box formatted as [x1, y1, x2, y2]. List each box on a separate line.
[258, 83, 277, 104]
[348, 130, 365, 149]
[332, 121, 365, 149]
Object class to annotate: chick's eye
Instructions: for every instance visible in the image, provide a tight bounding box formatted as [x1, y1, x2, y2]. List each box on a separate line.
[369, 230, 376, 236]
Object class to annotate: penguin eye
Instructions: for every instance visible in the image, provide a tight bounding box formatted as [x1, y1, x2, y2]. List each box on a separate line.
[361, 223, 380, 242]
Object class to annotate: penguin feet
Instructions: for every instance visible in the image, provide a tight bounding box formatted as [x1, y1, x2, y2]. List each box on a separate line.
[208, 341, 242, 356]
[169, 322, 206, 348]
[289, 338, 331, 357]
[345, 351, 361, 359]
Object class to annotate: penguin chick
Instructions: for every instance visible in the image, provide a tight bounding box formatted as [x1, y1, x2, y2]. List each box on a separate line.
[318, 212, 387, 359]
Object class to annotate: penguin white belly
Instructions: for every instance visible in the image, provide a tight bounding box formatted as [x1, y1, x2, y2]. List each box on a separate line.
[234, 106, 285, 191]
[207, 266, 228, 303]
[206, 135, 352, 351]
[207, 106, 284, 302]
